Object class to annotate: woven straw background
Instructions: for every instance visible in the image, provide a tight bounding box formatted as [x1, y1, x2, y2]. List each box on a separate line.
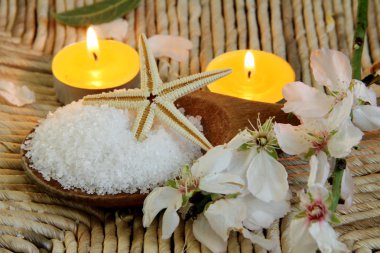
[1, 0, 380, 252]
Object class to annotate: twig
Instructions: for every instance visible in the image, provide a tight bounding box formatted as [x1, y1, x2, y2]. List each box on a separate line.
[330, 158, 346, 212]
[351, 0, 368, 79]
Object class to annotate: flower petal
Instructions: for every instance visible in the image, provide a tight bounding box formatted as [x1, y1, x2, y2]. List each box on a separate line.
[308, 152, 330, 187]
[226, 149, 255, 179]
[227, 129, 252, 149]
[309, 221, 349, 253]
[242, 229, 276, 250]
[191, 145, 233, 177]
[199, 173, 245, 194]
[307, 184, 329, 201]
[0, 80, 35, 106]
[341, 167, 354, 209]
[289, 218, 318, 253]
[91, 19, 128, 41]
[274, 123, 310, 155]
[282, 82, 334, 118]
[327, 92, 354, 130]
[193, 214, 227, 253]
[353, 80, 377, 106]
[243, 195, 290, 229]
[142, 187, 182, 228]
[204, 198, 246, 241]
[162, 207, 180, 239]
[352, 105, 380, 131]
[148, 35, 193, 62]
[246, 151, 289, 202]
[328, 120, 363, 158]
[310, 49, 352, 91]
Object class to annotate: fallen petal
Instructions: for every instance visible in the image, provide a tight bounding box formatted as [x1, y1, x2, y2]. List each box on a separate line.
[0, 80, 35, 106]
[91, 18, 128, 41]
[148, 35, 193, 62]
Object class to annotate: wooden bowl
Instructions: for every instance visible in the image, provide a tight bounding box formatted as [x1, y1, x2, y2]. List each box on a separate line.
[21, 91, 295, 207]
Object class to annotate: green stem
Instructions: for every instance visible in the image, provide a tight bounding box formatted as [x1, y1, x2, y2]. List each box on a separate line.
[330, 158, 346, 212]
[351, 0, 369, 80]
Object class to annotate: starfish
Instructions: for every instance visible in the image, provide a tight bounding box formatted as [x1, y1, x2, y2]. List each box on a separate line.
[82, 34, 231, 150]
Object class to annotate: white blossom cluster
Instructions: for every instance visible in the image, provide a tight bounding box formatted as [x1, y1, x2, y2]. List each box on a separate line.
[142, 49, 380, 253]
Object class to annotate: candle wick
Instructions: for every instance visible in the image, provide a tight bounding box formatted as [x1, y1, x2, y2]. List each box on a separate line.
[92, 52, 98, 62]
[248, 70, 251, 79]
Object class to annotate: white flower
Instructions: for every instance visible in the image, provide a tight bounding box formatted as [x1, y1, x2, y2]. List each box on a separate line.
[282, 48, 380, 132]
[275, 117, 363, 160]
[242, 194, 290, 230]
[310, 49, 352, 92]
[193, 214, 227, 253]
[246, 151, 289, 201]
[282, 81, 335, 118]
[191, 145, 245, 195]
[289, 185, 349, 253]
[226, 118, 289, 202]
[193, 197, 279, 252]
[142, 187, 182, 239]
[352, 80, 380, 131]
[143, 145, 245, 240]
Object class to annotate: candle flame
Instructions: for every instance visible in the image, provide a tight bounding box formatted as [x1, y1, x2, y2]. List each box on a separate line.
[87, 27, 100, 62]
[245, 51, 255, 79]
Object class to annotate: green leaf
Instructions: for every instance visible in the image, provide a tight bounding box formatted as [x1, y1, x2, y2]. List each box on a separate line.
[238, 142, 253, 151]
[53, 0, 141, 27]
[166, 179, 177, 189]
[266, 148, 279, 160]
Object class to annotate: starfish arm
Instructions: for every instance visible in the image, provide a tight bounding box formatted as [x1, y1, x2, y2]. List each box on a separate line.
[82, 89, 147, 109]
[155, 98, 213, 151]
[157, 68, 231, 101]
[139, 34, 162, 94]
[132, 103, 156, 141]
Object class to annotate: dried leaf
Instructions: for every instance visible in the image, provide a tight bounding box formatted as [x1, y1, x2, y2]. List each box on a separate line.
[53, 0, 141, 27]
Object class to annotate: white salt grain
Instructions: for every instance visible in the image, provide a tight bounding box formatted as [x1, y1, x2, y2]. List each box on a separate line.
[24, 101, 202, 195]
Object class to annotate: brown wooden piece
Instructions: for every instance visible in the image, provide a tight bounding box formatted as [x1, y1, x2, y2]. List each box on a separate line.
[21, 91, 296, 207]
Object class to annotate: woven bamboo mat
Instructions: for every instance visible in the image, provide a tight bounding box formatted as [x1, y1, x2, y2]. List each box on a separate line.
[1, 0, 380, 252]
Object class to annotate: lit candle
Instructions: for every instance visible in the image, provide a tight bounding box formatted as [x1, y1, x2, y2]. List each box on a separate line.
[52, 27, 140, 104]
[206, 50, 295, 103]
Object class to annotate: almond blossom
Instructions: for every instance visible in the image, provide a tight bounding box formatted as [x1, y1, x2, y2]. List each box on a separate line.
[282, 48, 380, 132]
[143, 146, 245, 239]
[274, 117, 363, 167]
[193, 194, 289, 252]
[289, 185, 349, 253]
[227, 118, 289, 202]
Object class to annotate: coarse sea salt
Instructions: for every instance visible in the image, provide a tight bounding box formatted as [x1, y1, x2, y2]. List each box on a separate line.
[23, 101, 203, 195]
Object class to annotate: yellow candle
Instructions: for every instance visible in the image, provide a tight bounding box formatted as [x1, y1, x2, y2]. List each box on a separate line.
[52, 27, 140, 104]
[206, 50, 295, 103]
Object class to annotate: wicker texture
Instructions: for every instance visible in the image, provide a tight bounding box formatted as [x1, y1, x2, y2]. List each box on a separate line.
[0, 0, 380, 252]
